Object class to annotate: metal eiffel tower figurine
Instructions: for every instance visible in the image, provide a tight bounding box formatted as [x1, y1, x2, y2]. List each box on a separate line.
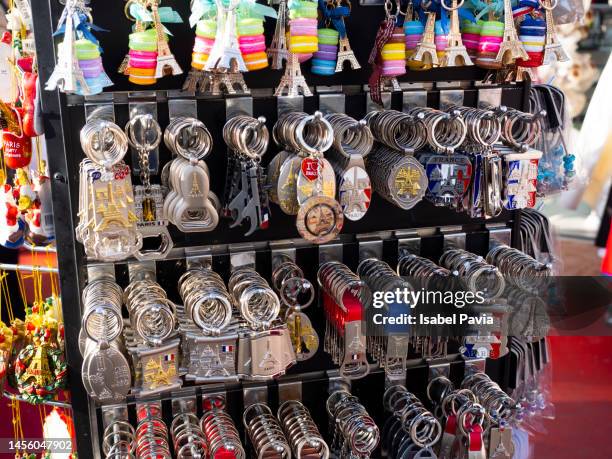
[413, 13, 439, 66]
[541, 0, 569, 65]
[182, 68, 206, 92]
[275, 52, 312, 97]
[267, 0, 289, 70]
[149, 0, 182, 78]
[206, 0, 247, 72]
[496, 0, 528, 64]
[380, 76, 401, 92]
[442, 0, 473, 66]
[336, 36, 361, 72]
[119, 7, 147, 75]
[45, 0, 90, 93]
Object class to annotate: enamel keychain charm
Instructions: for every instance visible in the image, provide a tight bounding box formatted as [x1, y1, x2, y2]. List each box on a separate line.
[294, 113, 344, 244]
[497, 107, 544, 209]
[413, 107, 472, 210]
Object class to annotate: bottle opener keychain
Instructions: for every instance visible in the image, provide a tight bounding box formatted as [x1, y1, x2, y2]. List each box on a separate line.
[325, 113, 373, 221]
[163, 117, 219, 233]
[125, 113, 174, 260]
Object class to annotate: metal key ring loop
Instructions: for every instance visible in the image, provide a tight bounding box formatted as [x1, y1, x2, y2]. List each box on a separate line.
[126, 114, 162, 151]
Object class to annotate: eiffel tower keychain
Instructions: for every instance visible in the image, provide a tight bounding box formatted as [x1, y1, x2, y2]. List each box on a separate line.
[148, 0, 183, 78]
[495, 0, 529, 65]
[46, 0, 91, 94]
[267, 0, 289, 69]
[441, 0, 473, 66]
[332, 0, 361, 72]
[413, 12, 439, 67]
[540, 0, 569, 64]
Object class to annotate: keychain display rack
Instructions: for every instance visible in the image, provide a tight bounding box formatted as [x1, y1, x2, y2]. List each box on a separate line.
[30, 0, 542, 457]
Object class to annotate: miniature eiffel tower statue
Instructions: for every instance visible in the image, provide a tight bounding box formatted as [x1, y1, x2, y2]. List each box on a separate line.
[204, 62, 249, 96]
[182, 68, 204, 91]
[495, 0, 528, 64]
[275, 52, 312, 97]
[380, 76, 401, 92]
[206, 0, 247, 72]
[336, 36, 361, 72]
[183, 69, 214, 93]
[45, 0, 90, 94]
[209, 70, 237, 95]
[267, 0, 289, 70]
[541, 0, 569, 65]
[149, 0, 183, 78]
[442, 0, 473, 66]
[195, 70, 221, 95]
[413, 13, 439, 66]
[224, 59, 250, 93]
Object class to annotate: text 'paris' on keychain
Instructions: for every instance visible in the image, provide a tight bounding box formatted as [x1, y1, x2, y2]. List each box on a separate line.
[125, 113, 174, 260]
[77, 116, 142, 261]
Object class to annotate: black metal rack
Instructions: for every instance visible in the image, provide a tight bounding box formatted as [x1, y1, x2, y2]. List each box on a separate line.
[30, 0, 532, 456]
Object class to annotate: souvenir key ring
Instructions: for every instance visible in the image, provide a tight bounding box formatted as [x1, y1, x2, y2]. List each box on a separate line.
[295, 114, 344, 244]
[164, 117, 213, 161]
[325, 113, 374, 221]
[80, 118, 129, 168]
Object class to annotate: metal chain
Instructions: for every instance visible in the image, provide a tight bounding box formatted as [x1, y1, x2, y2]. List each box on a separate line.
[138, 147, 152, 193]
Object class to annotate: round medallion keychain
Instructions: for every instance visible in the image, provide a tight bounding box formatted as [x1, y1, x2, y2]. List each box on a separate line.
[293, 112, 343, 243]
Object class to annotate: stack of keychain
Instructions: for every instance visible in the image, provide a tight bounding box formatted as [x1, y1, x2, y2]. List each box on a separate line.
[529, 83, 578, 196]
[163, 116, 220, 235]
[222, 114, 271, 236]
[318, 261, 370, 379]
[268, 111, 344, 243]
[184, 0, 275, 94]
[271, 254, 319, 362]
[77, 117, 142, 261]
[120, 0, 183, 86]
[46, 0, 113, 95]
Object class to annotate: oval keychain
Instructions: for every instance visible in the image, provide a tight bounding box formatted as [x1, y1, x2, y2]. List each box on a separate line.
[266, 150, 292, 204]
